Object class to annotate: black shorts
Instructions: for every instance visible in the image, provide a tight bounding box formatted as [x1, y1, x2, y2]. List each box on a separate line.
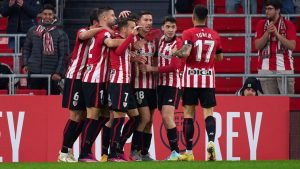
[62, 78, 86, 110]
[182, 88, 216, 108]
[134, 88, 157, 111]
[82, 82, 108, 108]
[108, 83, 137, 112]
[157, 86, 181, 111]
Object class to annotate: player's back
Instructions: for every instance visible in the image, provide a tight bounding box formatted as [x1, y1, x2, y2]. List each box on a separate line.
[183, 26, 221, 69]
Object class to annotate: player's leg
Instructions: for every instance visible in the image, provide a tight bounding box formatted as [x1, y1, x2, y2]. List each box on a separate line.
[157, 86, 180, 161]
[140, 89, 157, 161]
[179, 87, 197, 161]
[100, 112, 113, 162]
[59, 79, 86, 162]
[130, 89, 150, 161]
[200, 88, 217, 161]
[107, 83, 129, 162]
[78, 82, 102, 162]
[119, 88, 140, 155]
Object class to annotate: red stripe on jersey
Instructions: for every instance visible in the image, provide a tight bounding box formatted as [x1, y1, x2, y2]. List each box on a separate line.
[66, 28, 90, 79]
[82, 30, 111, 83]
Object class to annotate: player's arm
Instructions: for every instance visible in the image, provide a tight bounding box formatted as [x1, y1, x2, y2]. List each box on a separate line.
[274, 23, 296, 50]
[104, 38, 125, 48]
[172, 43, 192, 58]
[79, 27, 113, 40]
[115, 26, 141, 55]
[141, 57, 181, 73]
[216, 53, 223, 62]
[215, 36, 223, 61]
[254, 21, 270, 50]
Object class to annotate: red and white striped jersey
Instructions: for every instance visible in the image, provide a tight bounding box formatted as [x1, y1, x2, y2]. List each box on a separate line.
[255, 19, 296, 71]
[132, 34, 157, 89]
[181, 26, 222, 88]
[82, 30, 111, 83]
[158, 35, 183, 88]
[109, 34, 133, 84]
[65, 28, 90, 79]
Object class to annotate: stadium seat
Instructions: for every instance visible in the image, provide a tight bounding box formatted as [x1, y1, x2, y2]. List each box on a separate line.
[176, 18, 193, 33]
[0, 17, 8, 33]
[0, 90, 8, 95]
[215, 56, 245, 73]
[294, 57, 300, 73]
[213, 18, 245, 32]
[0, 56, 14, 69]
[221, 37, 245, 53]
[290, 97, 300, 111]
[15, 89, 47, 95]
[295, 78, 300, 94]
[215, 77, 243, 93]
[250, 56, 259, 73]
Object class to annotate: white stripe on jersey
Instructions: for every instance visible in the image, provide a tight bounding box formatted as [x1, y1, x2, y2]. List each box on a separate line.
[117, 57, 123, 83]
[276, 53, 285, 71]
[77, 48, 89, 79]
[262, 58, 269, 70]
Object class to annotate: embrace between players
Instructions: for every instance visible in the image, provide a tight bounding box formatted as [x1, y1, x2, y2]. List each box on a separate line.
[58, 4, 223, 163]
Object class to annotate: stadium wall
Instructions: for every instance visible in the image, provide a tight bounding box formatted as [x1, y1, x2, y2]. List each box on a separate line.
[0, 96, 290, 162]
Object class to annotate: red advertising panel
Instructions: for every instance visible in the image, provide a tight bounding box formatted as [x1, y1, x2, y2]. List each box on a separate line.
[0, 96, 289, 162]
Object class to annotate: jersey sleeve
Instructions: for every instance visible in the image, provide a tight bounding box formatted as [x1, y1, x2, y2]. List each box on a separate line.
[182, 30, 193, 46]
[255, 20, 265, 40]
[115, 34, 134, 56]
[286, 21, 297, 41]
[158, 57, 181, 73]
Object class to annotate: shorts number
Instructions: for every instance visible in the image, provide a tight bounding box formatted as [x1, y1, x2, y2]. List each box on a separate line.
[124, 92, 129, 102]
[135, 91, 144, 100]
[73, 92, 79, 101]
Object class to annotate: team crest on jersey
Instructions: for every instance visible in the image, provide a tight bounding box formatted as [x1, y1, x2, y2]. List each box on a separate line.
[137, 99, 142, 105]
[73, 101, 78, 107]
[123, 102, 127, 107]
[108, 95, 112, 107]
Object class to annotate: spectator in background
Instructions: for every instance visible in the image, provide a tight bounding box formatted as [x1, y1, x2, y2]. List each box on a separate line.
[226, 0, 257, 14]
[236, 77, 263, 96]
[294, 0, 300, 13]
[255, 0, 296, 94]
[22, 4, 69, 95]
[1, 0, 41, 50]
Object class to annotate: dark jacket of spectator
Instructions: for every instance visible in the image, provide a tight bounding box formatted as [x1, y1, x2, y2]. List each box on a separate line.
[1, 0, 41, 34]
[22, 20, 69, 76]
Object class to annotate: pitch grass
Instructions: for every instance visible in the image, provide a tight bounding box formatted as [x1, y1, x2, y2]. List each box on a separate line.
[0, 161, 300, 169]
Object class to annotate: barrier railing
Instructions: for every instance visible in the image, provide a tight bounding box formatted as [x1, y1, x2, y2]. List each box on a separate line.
[0, 74, 51, 95]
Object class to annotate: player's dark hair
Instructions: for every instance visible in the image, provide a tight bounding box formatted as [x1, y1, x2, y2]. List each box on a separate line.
[118, 17, 136, 29]
[264, 0, 282, 9]
[162, 16, 176, 25]
[138, 10, 152, 20]
[98, 6, 114, 16]
[193, 5, 208, 21]
[42, 4, 55, 13]
[89, 8, 99, 25]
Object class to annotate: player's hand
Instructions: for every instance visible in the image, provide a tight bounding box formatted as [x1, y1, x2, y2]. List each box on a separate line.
[171, 45, 178, 55]
[16, 0, 23, 7]
[22, 66, 28, 73]
[139, 64, 152, 72]
[267, 22, 276, 33]
[132, 26, 143, 35]
[9, 0, 16, 7]
[119, 10, 131, 18]
[52, 73, 62, 81]
[134, 39, 146, 50]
